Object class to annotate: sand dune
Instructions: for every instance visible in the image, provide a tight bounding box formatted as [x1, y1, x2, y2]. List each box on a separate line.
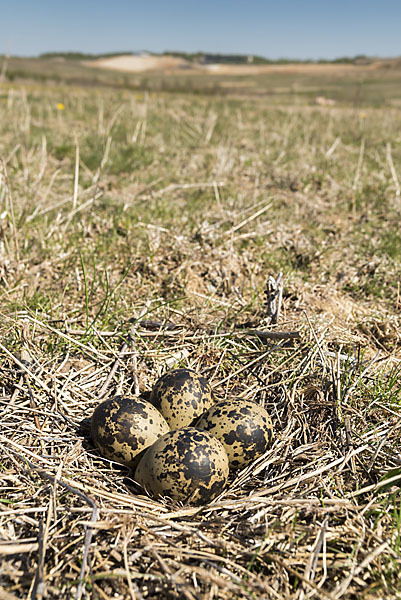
[88, 54, 191, 73]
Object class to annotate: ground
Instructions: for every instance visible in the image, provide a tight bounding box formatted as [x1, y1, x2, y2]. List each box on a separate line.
[0, 59, 400, 599]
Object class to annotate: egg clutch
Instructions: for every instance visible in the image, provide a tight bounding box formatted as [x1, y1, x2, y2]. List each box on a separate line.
[90, 368, 273, 506]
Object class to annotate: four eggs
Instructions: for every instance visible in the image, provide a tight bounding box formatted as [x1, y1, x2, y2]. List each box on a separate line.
[90, 368, 273, 506]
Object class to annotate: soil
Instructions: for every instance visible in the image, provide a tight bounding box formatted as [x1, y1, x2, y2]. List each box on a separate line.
[88, 54, 393, 75]
[88, 54, 191, 73]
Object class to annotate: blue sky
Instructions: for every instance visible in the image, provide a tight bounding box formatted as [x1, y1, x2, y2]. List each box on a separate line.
[2, 0, 401, 60]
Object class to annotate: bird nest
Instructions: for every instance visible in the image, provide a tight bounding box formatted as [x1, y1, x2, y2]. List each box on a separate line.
[1, 312, 400, 600]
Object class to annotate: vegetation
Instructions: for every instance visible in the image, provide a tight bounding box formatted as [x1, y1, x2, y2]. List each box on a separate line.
[0, 60, 400, 599]
[38, 51, 136, 61]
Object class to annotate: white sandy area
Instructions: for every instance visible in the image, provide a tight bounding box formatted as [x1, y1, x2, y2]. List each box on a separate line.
[88, 54, 190, 73]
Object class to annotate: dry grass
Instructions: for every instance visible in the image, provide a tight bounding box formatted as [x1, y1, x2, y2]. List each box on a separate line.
[0, 76, 400, 599]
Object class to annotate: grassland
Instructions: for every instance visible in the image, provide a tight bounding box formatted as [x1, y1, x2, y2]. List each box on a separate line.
[0, 59, 401, 599]
[4, 53, 401, 105]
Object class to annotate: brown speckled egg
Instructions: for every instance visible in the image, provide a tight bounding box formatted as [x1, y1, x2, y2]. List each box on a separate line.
[150, 368, 214, 429]
[90, 396, 169, 468]
[195, 399, 273, 469]
[134, 427, 229, 505]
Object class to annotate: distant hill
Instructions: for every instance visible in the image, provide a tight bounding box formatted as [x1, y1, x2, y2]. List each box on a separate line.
[37, 50, 381, 66]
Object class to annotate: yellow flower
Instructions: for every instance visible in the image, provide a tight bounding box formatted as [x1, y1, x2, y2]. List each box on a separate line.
[57, 102, 65, 111]
[359, 112, 367, 119]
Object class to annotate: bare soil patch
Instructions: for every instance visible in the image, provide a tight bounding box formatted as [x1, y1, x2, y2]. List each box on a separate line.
[89, 54, 192, 73]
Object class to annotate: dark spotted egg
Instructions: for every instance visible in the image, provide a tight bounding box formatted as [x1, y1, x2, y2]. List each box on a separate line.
[150, 368, 214, 429]
[134, 427, 229, 505]
[195, 398, 273, 469]
[90, 396, 169, 468]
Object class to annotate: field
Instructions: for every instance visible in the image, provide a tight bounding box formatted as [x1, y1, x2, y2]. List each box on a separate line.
[0, 57, 401, 599]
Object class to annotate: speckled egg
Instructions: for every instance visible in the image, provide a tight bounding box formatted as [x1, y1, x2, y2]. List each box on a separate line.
[150, 368, 214, 429]
[134, 427, 229, 505]
[90, 396, 169, 468]
[195, 398, 273, 469]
